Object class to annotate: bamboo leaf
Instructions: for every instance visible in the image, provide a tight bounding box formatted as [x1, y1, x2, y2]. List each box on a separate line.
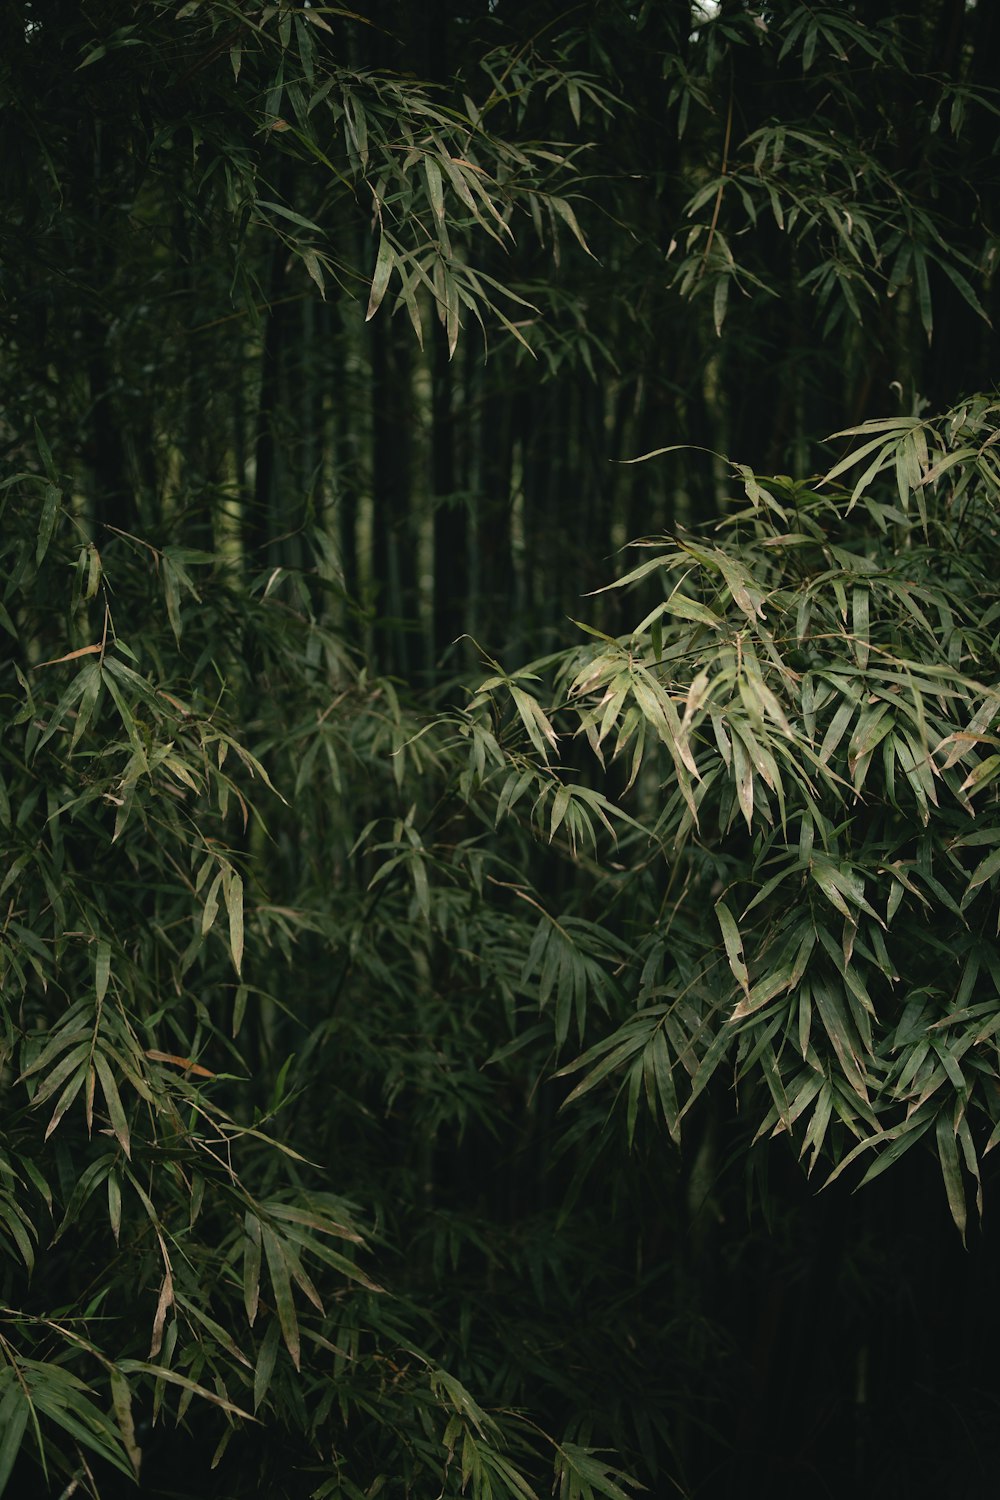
[0, 1382, 29, 1496]
[93, 1050, 131, 1159]
[253, 1317, 281, 1413]
[262, 1223, 300, 1370]
[118, 1362, 252, 1421]
[913, 248, 933, 343]
[107, 1170, 121, 1244]
[935, 1109, 966, 1240]
[243, 1214, 262, 1330]
[256, 199, 323, 234]
[851, 586, 869, 670]
[36, 483, 60, 564]
[716, 900, 750, 999]
[713, 275, 729, 336]
[224, 869, 245, 977]
[509, 684, 558, 761]
[965, 846, 1000, 899]
[109, 1369, 141, 1479]
[95, 939, 111, 1004]
[366, 233, 395, 321]
[731, 730, 754, 830]
[424, 155, 446, 224]
[549, 195, 594, 257]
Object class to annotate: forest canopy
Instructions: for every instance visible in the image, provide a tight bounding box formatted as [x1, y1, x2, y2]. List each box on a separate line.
[2, 2, 1000, 1497]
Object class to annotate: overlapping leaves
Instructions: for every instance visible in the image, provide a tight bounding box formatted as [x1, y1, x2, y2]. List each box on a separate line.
[457, 399, 1000, 1235]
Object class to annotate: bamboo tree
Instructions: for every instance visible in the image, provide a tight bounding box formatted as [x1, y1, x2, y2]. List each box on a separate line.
[3, 3, 1000, 1496]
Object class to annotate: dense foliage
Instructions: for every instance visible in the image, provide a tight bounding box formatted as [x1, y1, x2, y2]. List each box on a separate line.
[2, 2, 1000, 1497]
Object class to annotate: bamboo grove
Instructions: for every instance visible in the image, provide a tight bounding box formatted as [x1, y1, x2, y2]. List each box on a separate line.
[2, 2, 1000, 1497]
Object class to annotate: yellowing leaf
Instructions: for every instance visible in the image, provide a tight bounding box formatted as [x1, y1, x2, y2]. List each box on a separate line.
[716, 900, 750, 1000]
[36, 641, 103, 669]
[110, 1369, 142, 1479]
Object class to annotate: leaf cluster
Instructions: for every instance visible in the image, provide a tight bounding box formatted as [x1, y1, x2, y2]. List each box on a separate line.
[451, 397, 1000, 1239]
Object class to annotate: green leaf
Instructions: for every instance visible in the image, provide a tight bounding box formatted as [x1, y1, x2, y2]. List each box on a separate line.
[713, 274, 729, 336]
[913, 248, 933, 343]
[95, 939, 111, 1004]
[253, 1317, 282, 1413]
[965, 846, 1000, 900]
[554, 1442, 639, 1500]
[202, 868, 223, 936]
[813, 981, 867, 1098]
[261, 1223, 300, 1370]
[0, 1381, 29, 1497]
[664, 592, 722, 628]
[549, 195, 595, 257]
[117, 1362, 252, 1421]
[35, 484, 61, 567]
[935, 1109, 966, 1240]
[509, 684, 558, 761]
[256, 199, 324, 234]
[935, 254, 991, 326]
[224, 868, 245, 977]
[300, 246, 326, 297]
[424, 155, 446, 224]
[366, 233, 395, 321]
[107, 1169, 122, 1244]
[851, 586, 869, 670]
[93, 1050, 131, 1158]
